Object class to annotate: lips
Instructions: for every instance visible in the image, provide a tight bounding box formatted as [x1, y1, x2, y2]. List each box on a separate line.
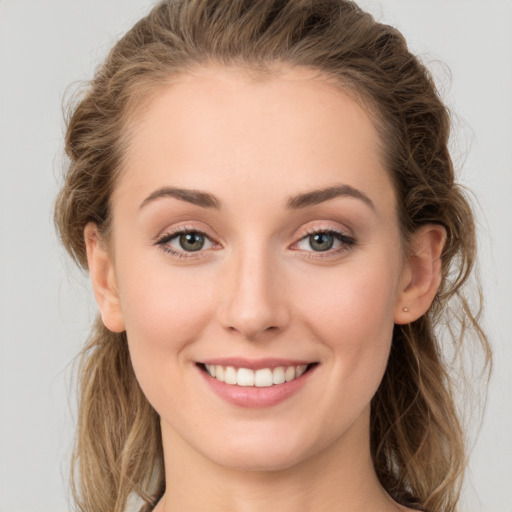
[197, 359, 318, 407]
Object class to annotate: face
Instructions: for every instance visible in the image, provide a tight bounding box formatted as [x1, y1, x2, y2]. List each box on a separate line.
[90, 66, 416, 472]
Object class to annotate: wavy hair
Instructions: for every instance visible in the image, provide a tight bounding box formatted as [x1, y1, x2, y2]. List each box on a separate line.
[54, 1, 491, 511]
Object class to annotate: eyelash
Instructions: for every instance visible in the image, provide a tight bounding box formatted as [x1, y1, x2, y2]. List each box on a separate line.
[154, 226, 215, 259]
[294, 228, 356, 260]
[154, 226, 356, 260]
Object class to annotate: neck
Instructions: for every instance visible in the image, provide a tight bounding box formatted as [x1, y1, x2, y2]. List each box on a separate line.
[157, 407, 403, 512]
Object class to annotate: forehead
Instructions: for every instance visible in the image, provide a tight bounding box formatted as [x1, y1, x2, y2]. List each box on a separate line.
[115, 65, 395, 216]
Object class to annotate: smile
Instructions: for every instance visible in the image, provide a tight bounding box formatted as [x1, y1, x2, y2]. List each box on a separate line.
[197, 359, 318, 407]
[204, 364, 309, 387]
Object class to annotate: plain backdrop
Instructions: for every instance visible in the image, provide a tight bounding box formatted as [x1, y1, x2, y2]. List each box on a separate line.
[0, 1, 511, 511]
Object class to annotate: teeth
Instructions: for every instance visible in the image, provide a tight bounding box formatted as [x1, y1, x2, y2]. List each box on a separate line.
[237, 367, 255, 386]
[296, 364, 307, 377]
[285, 366, 296, 382]
[224, 366, 237, 385]
[204, 364, 310, 387]
[272, 366, 285, 384]
[255, 368, 273, 387]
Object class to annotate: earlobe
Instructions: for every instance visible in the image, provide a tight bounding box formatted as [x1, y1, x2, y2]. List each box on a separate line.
[84, 223, 126, 333]
[394, 224, 446, 325]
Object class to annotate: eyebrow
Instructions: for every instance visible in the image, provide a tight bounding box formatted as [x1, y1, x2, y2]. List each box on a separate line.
[286, 184, 375, 210]
[140, 187, 221, 210]
[139, 183, 374, 211]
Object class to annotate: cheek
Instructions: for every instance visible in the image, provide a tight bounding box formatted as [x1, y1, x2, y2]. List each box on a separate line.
[293, 257, 400, 397]
[115, 258, 216, 387]
[118, 257, 214, 337]
[297, 261, 399, 340]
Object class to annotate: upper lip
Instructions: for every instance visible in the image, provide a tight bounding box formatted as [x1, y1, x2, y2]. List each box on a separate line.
[197, 358, 315, 370]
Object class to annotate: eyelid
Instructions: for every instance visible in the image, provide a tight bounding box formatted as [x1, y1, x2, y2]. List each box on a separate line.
[153, 221, 215, 242]
[154, 225, 221, 259]
[290, 225, 357, 258]
[292, 222, 355, 243]
[153, 222, 356, 260]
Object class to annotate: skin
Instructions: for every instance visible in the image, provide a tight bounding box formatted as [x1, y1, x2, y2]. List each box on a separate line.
[85, 66, 445, 512]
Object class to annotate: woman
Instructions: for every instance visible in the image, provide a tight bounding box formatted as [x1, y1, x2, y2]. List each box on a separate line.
[54, 1, 491, 511]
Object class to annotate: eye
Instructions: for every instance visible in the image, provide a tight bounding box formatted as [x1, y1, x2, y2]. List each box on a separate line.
[293, 229, 356, 255]
[175, 232, 207, 252]
[156, 229, 216, 257]
[307, 232, 336, 252]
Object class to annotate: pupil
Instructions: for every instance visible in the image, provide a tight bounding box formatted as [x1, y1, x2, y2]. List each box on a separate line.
[180, 232, 204, 251]
[310, 233, 333, 251]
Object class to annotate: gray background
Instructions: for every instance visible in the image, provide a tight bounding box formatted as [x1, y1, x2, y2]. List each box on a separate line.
[0, 1, 511, 511]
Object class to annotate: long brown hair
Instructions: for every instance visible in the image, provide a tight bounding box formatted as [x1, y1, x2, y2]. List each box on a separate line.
[54, 1, 491, 511]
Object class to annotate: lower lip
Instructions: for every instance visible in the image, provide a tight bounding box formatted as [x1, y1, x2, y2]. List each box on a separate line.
[198, 365, 316, 408]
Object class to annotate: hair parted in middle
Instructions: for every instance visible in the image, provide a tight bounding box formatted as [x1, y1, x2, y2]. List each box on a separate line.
[54, 1, 491, 512]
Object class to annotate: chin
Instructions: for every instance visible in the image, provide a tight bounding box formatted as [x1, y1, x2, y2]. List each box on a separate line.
[199, 426, 327, 473]
[212, 448, 309, 473]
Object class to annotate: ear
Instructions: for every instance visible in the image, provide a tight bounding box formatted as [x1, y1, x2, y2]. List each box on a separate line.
[394, 224, 446, 325]
[84, 223, 126, 333]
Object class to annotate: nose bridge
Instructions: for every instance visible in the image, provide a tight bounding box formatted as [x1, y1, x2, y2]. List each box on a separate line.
[219, 241, 289, 339]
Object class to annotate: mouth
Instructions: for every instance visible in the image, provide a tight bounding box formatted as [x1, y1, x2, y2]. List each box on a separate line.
[197, 362, 318, 387]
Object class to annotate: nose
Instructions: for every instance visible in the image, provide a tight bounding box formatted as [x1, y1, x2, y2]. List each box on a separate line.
[217, 246, 290, 341]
